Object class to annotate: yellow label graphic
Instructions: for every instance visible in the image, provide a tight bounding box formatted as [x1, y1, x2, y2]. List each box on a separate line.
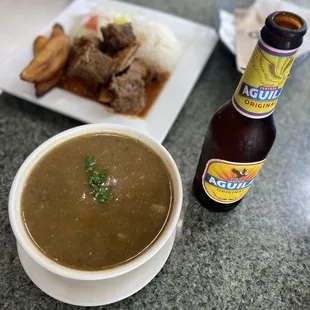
[233, 39, 297, 118]
[202, 159, 265, 204]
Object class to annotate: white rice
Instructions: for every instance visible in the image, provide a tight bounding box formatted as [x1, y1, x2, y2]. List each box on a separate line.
[132, 21, 182, 73]
[72, 7, 182, 74]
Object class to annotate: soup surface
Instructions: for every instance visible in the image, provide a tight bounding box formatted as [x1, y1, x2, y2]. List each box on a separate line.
[21, 134, 172, 270]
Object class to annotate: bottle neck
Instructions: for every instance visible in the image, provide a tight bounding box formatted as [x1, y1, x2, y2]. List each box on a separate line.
[232, 38, 298, 119]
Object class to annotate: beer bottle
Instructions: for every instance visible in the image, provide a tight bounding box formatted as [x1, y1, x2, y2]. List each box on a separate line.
[193, 11, 307, 212]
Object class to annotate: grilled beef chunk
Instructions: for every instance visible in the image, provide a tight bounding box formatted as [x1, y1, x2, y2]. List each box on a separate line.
[74, 35, 101, 49]
[109, 67, 146, 114]
[68, 41, 139, 88]
[67, 45, 114, 88]
[101, 23, 136, 53]
[113, 42, 139, 73]
[127, 59, 148, 79]
[128, 59, 157, 84]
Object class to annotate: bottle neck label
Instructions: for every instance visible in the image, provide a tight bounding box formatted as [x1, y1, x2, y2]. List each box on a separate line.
[202, 159, 265, 204]
[232, 38, 298, 119]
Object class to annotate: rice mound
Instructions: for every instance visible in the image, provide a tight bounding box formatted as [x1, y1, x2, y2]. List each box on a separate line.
[132, 21, 182, 73]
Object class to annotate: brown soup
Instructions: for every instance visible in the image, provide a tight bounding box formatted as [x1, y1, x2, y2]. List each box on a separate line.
[21, 134, 172, 271]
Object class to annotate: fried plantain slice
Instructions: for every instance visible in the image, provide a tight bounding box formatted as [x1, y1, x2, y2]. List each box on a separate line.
[20, 35, 70, 83]
[35, 70, 64, 97]
[33, 36, 49, 56]
[50, 23, 65, 38]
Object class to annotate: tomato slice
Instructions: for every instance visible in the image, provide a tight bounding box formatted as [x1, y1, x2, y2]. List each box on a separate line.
[85, 16, 98, 31]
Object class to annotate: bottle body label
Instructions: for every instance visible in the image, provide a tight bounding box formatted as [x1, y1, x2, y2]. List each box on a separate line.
[202, 159, 265, 204]
[233, 39, 297, 119]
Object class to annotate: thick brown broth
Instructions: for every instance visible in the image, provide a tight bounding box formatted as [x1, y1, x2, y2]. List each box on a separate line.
[57, 73, 170, 118]
[21, 134, 172, 270]
[58, 76, 98, 100]
[140, 73, 170, 117]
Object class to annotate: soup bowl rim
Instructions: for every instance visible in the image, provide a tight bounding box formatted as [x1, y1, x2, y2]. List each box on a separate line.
[9, 123, 183, 281]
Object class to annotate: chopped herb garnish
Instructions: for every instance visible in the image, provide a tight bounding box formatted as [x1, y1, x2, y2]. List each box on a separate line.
[94, 187, 113, 204]
[85, 156, 97, 172]
[85, 156, 113, 205]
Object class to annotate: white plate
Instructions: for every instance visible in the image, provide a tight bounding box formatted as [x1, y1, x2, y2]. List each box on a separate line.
[0, 0, 218, 143]
[17, 230, 176, 307]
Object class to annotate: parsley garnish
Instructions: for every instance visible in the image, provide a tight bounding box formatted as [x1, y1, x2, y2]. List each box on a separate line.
[85, 156, 113, 205]
[85, 156, 97, 172]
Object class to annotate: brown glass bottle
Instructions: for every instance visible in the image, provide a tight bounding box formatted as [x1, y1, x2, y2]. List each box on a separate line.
[193, 12, 307, 212]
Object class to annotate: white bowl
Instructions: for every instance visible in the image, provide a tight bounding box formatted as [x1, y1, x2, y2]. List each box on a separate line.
[9, 124, 183, 282]
[16, 231, 176, 306]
